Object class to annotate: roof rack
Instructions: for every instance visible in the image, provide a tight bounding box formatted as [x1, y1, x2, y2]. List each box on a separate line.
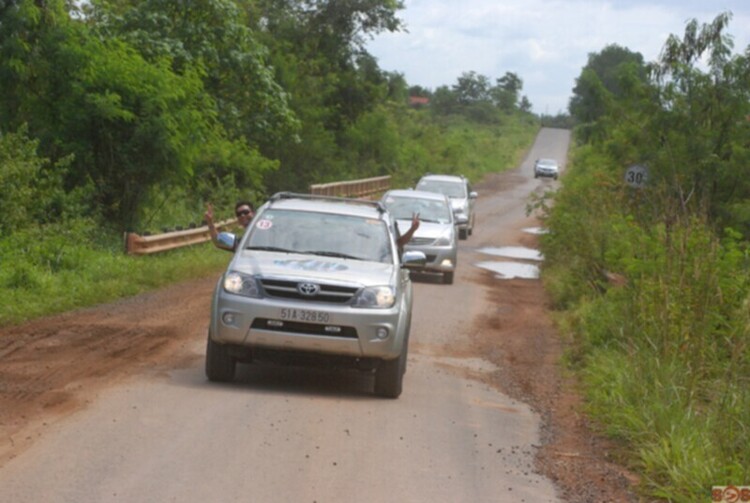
[420, 172, 467, 179]
[268, 192, 386, 213]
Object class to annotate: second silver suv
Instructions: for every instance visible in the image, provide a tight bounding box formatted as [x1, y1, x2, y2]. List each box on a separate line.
[205, 193, 425, 398]
[415, 174, 477, 240]
[381, 189, 458, 284]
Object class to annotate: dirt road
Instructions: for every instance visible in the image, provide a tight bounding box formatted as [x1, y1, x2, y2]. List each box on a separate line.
[0, 128, 636, 502]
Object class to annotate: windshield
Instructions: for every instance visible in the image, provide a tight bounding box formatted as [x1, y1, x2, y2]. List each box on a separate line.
[382, 195, 452, 224]
[244, 209, 393, 263]
[416, 179, 467, 198]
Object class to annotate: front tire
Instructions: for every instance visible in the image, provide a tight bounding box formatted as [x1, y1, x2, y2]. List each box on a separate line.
[374, 350, 406, 398]
[443, 271, 454, 284]
[459, 228, 468, 240]
[205, 334, 236, 382]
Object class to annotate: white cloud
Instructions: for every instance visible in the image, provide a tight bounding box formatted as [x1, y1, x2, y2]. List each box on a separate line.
[367, 0, 750, 114]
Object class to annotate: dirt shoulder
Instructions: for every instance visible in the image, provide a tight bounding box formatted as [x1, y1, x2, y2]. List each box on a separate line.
[0, 277, 215, 466]
[471, 173, 639, 502]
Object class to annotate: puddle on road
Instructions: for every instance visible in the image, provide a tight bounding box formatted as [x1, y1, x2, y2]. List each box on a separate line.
[522, 227, 548, 235]
[478, 246, 543, 261]
[476, 261, 540, 280]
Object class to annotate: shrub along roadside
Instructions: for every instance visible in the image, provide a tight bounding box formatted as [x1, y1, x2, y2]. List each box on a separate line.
[0, 225, 230, 326]
[539, 145, 750, 503]
[538, 15, 750, 501]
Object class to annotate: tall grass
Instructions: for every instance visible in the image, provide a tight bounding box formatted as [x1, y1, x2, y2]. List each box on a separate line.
[388, 109, 539, 187]
[541, 146, 750, 501]
[0, 221, 230, 326]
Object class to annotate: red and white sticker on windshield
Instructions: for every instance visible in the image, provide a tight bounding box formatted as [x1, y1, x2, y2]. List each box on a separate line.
[256, 219, 273, 230]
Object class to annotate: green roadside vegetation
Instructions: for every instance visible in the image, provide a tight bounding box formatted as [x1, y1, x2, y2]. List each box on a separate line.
[538, 13, 750, 502]
[0, 115, 536, 326]
[0, 0, 538, 326]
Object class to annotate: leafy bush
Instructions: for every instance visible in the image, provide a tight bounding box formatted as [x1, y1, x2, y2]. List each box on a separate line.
[541, 14, 750, 498]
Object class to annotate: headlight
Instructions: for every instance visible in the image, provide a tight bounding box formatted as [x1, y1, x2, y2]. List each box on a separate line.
[223, 271, 261, 298]
[352, 286, 396, 309]
[434, 229, 454, 246]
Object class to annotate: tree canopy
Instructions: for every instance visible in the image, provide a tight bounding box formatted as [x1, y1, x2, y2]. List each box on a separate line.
[568, 44, 647, 126]
[0, 0, 533, 231]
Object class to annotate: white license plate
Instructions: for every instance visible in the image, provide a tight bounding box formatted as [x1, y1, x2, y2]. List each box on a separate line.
[280, 308, 331, 323]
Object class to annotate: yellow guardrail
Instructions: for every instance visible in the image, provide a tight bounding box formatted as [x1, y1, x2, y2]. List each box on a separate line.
[124, 218, 237, 255]
[309, 175, 391, 198]
[125, 175, 392, 255]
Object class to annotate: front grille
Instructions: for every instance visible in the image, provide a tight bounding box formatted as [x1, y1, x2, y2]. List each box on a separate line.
[251, 318, 358, 339]
[260, 279, 358, 303]
[409, 237, 435, 246]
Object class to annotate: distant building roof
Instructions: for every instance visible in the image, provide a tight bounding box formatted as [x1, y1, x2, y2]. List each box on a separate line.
[409, 96, 430, 107]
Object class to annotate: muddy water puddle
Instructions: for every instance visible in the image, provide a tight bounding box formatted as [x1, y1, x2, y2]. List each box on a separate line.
[522, 227, 548, 235]
[478, 246, 543, 261]
[475, 261, 540, 280]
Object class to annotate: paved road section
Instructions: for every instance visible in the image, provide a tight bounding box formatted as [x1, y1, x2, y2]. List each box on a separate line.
[0, 128, 571, 503]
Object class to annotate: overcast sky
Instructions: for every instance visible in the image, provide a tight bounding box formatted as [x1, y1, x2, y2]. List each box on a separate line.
[366, 0, 750, 115]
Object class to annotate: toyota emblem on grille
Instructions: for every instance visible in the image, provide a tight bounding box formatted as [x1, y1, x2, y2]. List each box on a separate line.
[297, 282, 320, 296]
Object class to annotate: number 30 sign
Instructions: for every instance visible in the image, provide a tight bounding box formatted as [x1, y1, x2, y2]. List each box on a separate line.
[625, 164, 649, 188]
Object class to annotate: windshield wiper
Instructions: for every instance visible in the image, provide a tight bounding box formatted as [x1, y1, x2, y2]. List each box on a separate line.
[419, 218, 441, 223]
[303, 250, 363, 260]
[245, 246, 296, 253]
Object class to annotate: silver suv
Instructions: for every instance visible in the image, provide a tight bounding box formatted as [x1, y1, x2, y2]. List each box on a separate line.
[415, 174, 477, 240]
[381, 189, 458, 284]
[206, 193, 426, 398]
[533, 158, 559, 180]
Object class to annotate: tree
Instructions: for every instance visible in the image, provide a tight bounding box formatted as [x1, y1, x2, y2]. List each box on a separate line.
[492, 71, 523, 112]
[453, 71, 491, 104]
[431, 85, 460, 115]
[87, 0, 298, 148]
[646, 12, 750, 232]
[569, 44, 646, 124]
[247, 0, 407, 192]
[574, 13, 750, 236]
[0, 0, 272, 228]
[519, 96, 533, 113]
[408, 85, 432, 98]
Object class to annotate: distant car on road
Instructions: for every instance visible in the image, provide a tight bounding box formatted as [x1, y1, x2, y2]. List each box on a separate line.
[381, 189, 458, 285]
[534, 158, 560, 180]
[415, 174, 477, 240]
[206, 192, 426, 398]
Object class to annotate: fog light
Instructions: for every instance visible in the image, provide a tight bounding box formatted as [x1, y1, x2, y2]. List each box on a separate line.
[376, 327, 389, 340]
[222, 312, 236, 325]
[441, 259, 454, 267]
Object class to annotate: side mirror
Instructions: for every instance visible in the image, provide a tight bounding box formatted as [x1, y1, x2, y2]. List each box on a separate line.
[402, 250, 427, 267]
[469, 191, 478, 199]
[216, 232, 237, 252]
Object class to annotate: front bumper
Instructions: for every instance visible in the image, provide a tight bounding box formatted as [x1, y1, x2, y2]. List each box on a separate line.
[210, 286, 408, 360]
[403, 244, 457, 273]
[535, 168, 558, 178]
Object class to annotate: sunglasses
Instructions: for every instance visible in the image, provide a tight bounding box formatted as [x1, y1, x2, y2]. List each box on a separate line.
[236, 209, 252, 217]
